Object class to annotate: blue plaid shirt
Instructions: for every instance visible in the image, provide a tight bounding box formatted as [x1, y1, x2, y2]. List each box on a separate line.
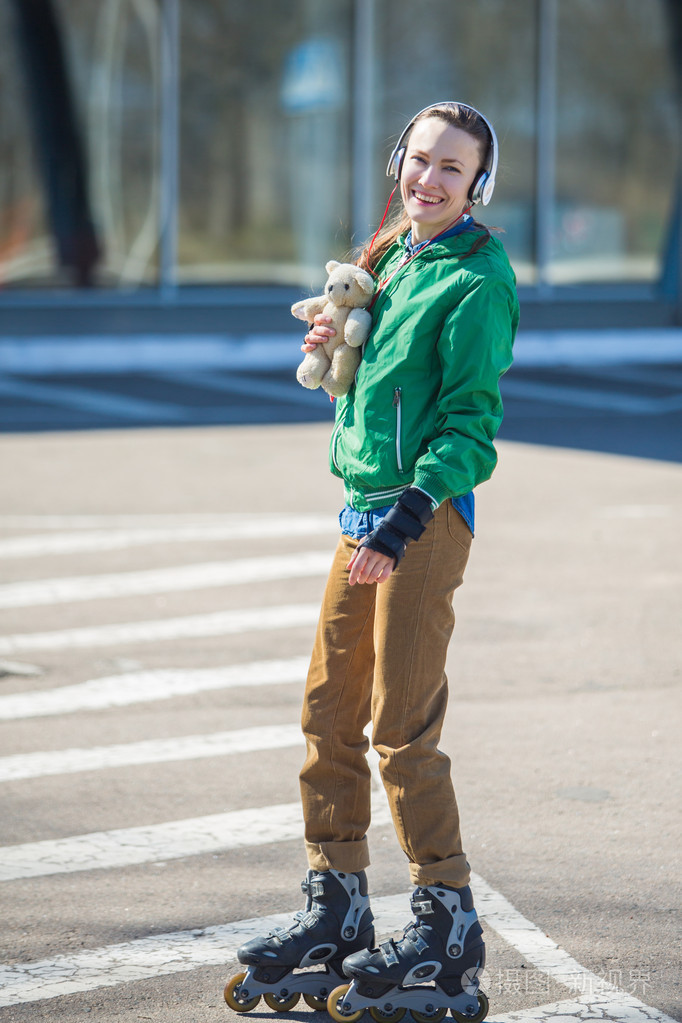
[339, 491, 475, 540]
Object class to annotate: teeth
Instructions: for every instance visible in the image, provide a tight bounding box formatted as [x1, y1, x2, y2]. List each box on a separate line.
[413, 191, 442, 204]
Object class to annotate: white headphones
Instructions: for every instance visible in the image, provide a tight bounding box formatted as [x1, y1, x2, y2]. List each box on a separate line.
[385, 101, 498, 206]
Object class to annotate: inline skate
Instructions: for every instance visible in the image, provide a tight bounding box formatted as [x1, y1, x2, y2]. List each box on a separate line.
[224, 868, 374, 1013]
[327, 884, 487, 1023]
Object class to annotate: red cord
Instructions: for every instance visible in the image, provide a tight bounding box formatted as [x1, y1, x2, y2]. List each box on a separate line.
[369, 204, 474, 308]
[366, 185, 398, 277]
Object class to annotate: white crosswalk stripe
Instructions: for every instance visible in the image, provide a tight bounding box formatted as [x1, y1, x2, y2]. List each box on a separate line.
[0, 656, 309, 720]
[0, 800, 384, 882]
[0, 795, 393, 882]
[0, 551, 331, 608]
[0, 602, 320, 654]
[0, 514, 338, 559]
[0, 723, 305, 781]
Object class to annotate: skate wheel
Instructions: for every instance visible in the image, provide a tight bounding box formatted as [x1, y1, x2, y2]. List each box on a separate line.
[451, 992, 489, 1023]
[304, 992, 329, 1011]
[370, 1005, 406, 1022]
[328, 984, 364, 1023]
[264, 991, 300, 1011]
[411, 1009, 446, 1022]
[224, 972, 261, 1012]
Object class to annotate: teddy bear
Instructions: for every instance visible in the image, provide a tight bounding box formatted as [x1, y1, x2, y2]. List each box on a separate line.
[291, 260, 374, 397]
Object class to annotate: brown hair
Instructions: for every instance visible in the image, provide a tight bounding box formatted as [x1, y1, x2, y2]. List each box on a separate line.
[356, 103, 493, 273]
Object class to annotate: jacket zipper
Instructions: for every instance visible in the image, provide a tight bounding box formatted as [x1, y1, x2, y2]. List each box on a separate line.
[393, 387, 403, 473]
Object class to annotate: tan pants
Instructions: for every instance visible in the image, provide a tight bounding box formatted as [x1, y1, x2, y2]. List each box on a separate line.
[300, 500, 473, 889]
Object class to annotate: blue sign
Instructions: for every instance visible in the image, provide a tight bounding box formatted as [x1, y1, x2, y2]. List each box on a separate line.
[281, 37, 345, 114]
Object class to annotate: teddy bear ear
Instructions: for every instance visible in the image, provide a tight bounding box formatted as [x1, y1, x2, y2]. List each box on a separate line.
[325, 260, 341, 274]
[358, 271, 375, 295]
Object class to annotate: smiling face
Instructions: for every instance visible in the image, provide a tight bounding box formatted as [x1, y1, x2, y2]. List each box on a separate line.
[399, 116, 483, 242]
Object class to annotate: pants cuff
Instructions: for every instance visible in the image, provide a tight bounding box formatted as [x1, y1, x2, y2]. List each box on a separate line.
[305, 837, 371, 874]
[409, 854, 471, 889]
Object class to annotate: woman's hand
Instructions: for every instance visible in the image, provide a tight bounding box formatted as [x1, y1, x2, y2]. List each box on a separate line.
[347, 542, 395, 586]
[301, 314, 336, 352]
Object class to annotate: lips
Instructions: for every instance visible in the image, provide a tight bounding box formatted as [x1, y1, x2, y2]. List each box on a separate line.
[411, 189, 443, 205]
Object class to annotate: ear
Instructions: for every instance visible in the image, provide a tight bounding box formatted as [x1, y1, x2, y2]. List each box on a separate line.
[325, 260, 341, 274]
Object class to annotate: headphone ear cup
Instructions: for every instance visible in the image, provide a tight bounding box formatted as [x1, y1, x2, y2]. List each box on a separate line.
[468, 170, 488, 204]
[393, 147, 406, 182]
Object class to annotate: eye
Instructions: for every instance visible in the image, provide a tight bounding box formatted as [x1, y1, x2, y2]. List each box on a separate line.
[344, 283, 349, 290]
[444, 165, 461, 174]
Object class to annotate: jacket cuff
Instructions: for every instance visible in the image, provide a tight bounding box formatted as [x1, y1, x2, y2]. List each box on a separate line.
[411, 469, 451, 509]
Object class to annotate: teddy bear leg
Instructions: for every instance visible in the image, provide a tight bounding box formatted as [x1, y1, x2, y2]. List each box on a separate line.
[321, 345, 361, 397]
[296, 349, 329, 390]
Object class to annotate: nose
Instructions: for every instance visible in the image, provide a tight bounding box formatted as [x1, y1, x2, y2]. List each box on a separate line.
[418, 163, 439, 187]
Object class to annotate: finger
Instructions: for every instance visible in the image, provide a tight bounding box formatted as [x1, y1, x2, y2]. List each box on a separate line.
[354, 551, 383, 586]
[348, 548, 370, 586]
[375, 562, 394, 583]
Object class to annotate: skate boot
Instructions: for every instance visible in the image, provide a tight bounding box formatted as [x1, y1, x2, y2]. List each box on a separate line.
[224, 868, 374, 1013]
[328, 884, 487, 1023]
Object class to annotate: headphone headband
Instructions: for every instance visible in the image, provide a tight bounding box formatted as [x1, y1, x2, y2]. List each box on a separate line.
[385, 101, 498, 206]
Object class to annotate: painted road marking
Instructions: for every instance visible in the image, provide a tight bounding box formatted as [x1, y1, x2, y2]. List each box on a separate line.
[0, 333, 303, 376]
[0, 881, 674, 1021]
[160, 368, 316, 406]
[501, 377, 682, 415]
[0, 723, 305, 782]
[0, 515, 338, 558]
[0, 551, 331, 609]
[0, 375, 190, 422]
[0, 514, 278, 528]
[0, 655, 309, 720]
[2, 328, 682, 376]
[0, 799, 393, 882]
[0, 602, 320, 655]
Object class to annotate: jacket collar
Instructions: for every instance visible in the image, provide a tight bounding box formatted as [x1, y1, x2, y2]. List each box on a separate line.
[397, 226, 489, 261]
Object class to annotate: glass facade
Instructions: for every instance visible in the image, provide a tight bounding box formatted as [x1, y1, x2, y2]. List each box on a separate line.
[178, 0, 353, 285]
[0, 0, 679, 303]
[372, 0, 538, 284]
[0, 0, 161, 288]
[551, 0, 678, 285]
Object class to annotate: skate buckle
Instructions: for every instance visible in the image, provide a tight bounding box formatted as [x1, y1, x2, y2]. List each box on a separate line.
[411, 893, 434, 916]
[409, 928, 429, 954]
[379, 940, 399, 967]
[301, 878, 326, 899]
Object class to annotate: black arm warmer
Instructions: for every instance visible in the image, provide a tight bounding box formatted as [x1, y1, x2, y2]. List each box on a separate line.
[361, 487, 435, 566]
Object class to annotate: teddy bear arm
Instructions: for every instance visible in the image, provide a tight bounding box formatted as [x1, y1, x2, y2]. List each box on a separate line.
[291, 295, 327, 322]
[344, 307, 372, 348]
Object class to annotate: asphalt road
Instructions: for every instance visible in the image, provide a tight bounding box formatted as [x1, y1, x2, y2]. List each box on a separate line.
[0, 349, 681, 464]
[0, 360, 680, 1023]
[1, 409, 682, 1023]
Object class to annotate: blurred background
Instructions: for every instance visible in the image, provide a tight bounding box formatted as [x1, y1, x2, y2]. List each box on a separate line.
[1, 10, 680, 1020]
[0, 0, 681, 331]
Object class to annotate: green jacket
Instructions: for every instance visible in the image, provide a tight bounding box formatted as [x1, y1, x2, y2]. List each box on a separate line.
[330, 228, 519, 511]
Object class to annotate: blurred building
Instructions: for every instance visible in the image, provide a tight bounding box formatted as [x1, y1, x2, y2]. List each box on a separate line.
[0, 0, 681, 330]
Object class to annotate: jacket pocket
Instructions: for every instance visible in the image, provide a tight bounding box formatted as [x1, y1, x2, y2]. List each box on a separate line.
[446, 500, 474, 553]
[393, 386, 404, 473]
[330, 408, 347, 473]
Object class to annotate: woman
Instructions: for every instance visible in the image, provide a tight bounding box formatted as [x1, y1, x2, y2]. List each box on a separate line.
[225, 101, 519, 1023]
